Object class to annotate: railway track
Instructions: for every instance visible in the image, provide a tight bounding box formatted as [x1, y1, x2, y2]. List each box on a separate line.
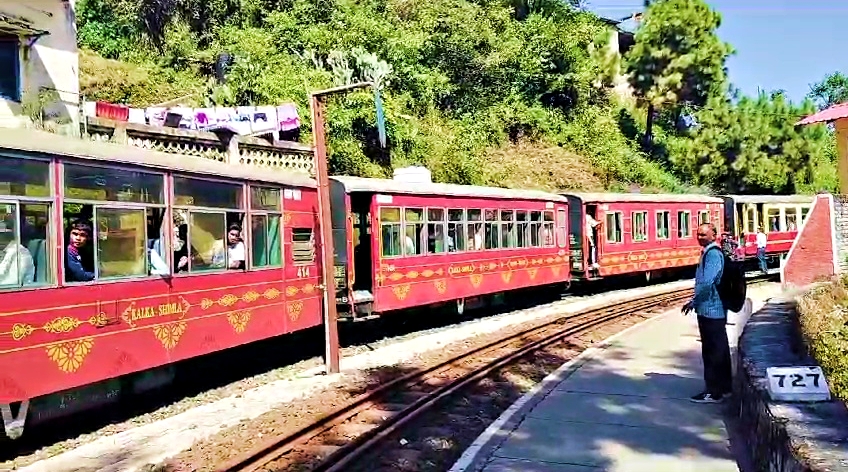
[216, 282, 737, 472]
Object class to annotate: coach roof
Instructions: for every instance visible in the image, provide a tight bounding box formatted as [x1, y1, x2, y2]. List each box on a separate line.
[331, 176, 567, 202]
[721, 194, 815, 204]
[0, 127, 317, 188]
[562, 192, 724, 204]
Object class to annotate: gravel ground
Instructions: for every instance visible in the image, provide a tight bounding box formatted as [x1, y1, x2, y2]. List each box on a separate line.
[158, 301, 670, 471]
[4, 280, 696, 471]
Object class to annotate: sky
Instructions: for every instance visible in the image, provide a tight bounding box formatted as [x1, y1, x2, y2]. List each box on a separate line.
[586, 0, 848, 104]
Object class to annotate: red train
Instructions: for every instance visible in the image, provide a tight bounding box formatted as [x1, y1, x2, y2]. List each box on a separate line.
[0, 129, 810, 440]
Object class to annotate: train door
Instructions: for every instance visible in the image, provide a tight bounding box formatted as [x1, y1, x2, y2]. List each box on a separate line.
[585, 204, 600, 272]
[350, 193, 373, 293]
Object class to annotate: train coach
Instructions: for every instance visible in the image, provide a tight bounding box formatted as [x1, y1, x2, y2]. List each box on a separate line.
[329, 175, 570, 320]
[0, 128, 322, 440]
[562, 192, 725, 282]
[720, 194, 814, 271]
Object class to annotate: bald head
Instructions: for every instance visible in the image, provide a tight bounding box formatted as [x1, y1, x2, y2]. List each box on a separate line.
[697, 223, 716, 247]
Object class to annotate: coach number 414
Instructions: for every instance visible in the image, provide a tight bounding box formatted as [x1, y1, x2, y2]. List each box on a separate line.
[765, 366, 831, 402]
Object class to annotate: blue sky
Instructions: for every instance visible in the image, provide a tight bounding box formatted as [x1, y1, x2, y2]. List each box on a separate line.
[587, 0, 848, 104]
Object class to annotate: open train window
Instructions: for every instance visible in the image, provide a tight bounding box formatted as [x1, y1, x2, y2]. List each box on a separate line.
[631, 211, 648, 242]
[677, 211, 691, 238]
[656, 211, 670, 240]
[404, 208, 425, 256]
[698, 210, 710, 226]
[500, 210, 516, 248]
[516, 210, 528, 248]
[448, 209, 465, 252]
[543, 211, 555, 247]
[291, 227, 315, 265]
[467, 209, 483, 251]
[605, 212, 622, 243]
[426, 208, 446, 254]
[484, 209, 499, 249]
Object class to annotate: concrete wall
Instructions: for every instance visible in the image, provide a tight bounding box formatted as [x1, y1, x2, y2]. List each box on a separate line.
[782, 194, 838, 288]
[0, 1, 79, 132]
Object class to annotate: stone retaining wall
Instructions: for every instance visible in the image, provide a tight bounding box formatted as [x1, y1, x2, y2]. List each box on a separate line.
[735, 295, 848, 472]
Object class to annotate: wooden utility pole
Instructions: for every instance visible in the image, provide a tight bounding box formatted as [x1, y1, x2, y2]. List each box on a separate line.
[310, 82, 373, 375]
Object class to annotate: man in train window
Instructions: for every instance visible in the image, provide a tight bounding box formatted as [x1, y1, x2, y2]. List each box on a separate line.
[66, 220, 96, 282]
[585, 213, 601, 269]
[212, 224, 245, 270]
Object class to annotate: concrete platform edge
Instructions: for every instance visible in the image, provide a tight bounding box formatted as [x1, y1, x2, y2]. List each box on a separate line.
[447, 310, 672, 472]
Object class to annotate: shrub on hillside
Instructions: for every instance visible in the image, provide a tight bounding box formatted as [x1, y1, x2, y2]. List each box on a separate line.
[797, 277, 848, 400]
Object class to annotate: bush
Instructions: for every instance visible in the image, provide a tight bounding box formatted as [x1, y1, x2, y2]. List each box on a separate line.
[797, 276, 848, 400]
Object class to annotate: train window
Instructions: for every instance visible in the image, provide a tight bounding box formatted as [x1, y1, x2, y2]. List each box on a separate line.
[677, 211, 691, 238]
[698, 210, 710, 226]
[0, 203, 50, 287]
[448, 209, 465, 252]
[0, 158, 53, 288]
[250, 186, 283, 268]
[63, 164, 167, 282]
[404, 208, 425, 256]
[250, 186, 281, 212]
[787, 212, 798, 231]
[632, 211, 648, 242]
[766, 208, 780, 232]
[529, 211, 542, 247]
[291, 228, 316, 265]
[500, 210, 516, 248]
[605, 212, 623, 243]
[543, 211, 554, 247]
[174, 177, 242, 209]
[516, 211, 528, 248]
[379, 207, 402, 257]
[656, 211, 670, 240]
[467, 209, 483, 251]
[97, 208, 148, 278]
[427, 208, 446, 254]
[173, 177, 245, 273]
[484, 210, 499, 250]
[556, 209, 567, 248]
[0, 157, 51, 197]
[64, 164, 164, 204]
[801, 207, 810, 224]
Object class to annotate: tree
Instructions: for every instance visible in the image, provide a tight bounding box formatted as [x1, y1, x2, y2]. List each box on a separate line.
[668, 91, 835, 194]
[808, 71, 848, 110]
[624, 0, 733, 149]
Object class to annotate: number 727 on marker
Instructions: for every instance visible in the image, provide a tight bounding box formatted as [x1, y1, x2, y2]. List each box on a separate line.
[765, 366, 831, 401]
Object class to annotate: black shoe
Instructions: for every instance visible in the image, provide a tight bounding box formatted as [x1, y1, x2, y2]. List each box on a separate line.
[690, 392, 724, 403]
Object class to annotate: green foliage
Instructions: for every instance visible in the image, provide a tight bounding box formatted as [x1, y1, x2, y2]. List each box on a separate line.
[625, 0, 732, 109]
[798, 277, 848, 401]
[661, 92, 836, 194]
[77, 0, 690, 191]
[76, 0, 836, 195]
[808, 71, 848, 111]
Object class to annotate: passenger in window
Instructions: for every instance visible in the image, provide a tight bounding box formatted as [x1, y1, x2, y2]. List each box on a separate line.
[66, 220, 95, 282]
[213, 224, 245, 270]
[150, 225, 190, 275]
[0, 224, 34, 286]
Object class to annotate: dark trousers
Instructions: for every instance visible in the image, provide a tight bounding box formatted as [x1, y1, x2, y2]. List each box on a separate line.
[697, 315, 733, 395]
[757, 247, 767, 272]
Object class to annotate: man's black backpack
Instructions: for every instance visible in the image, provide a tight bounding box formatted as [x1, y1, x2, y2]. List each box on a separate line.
[706, 245, 747, 313]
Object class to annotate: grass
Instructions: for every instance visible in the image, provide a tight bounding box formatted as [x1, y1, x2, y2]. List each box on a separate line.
[797, 276, 848, 401]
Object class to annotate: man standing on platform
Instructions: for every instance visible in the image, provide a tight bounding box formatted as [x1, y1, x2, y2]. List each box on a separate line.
[682, 223, 732, 404]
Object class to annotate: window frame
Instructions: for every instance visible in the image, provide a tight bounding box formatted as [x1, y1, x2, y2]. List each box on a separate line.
[426, 207, 447, 255]
[0, 155, 55, 291]
[0, 37, 21, 102]
[677, 211, 691, 239]
[655, 210, 670, 241]
[378, 206, 403, 259]
[631, 211, 648, 243]
[247, 185, 283, 271]
[605, 211, 623, 244]
[170, 174, 247, 276]
[447, 208, 466, 252]
[60, 161, 168, 284]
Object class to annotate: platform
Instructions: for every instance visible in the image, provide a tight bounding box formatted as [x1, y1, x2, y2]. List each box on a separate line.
[449, 296, 764, 472]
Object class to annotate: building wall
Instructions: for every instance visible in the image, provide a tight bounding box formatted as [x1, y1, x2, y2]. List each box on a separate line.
[0, 1, 79, 131]
[782, 194, 838, 288]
